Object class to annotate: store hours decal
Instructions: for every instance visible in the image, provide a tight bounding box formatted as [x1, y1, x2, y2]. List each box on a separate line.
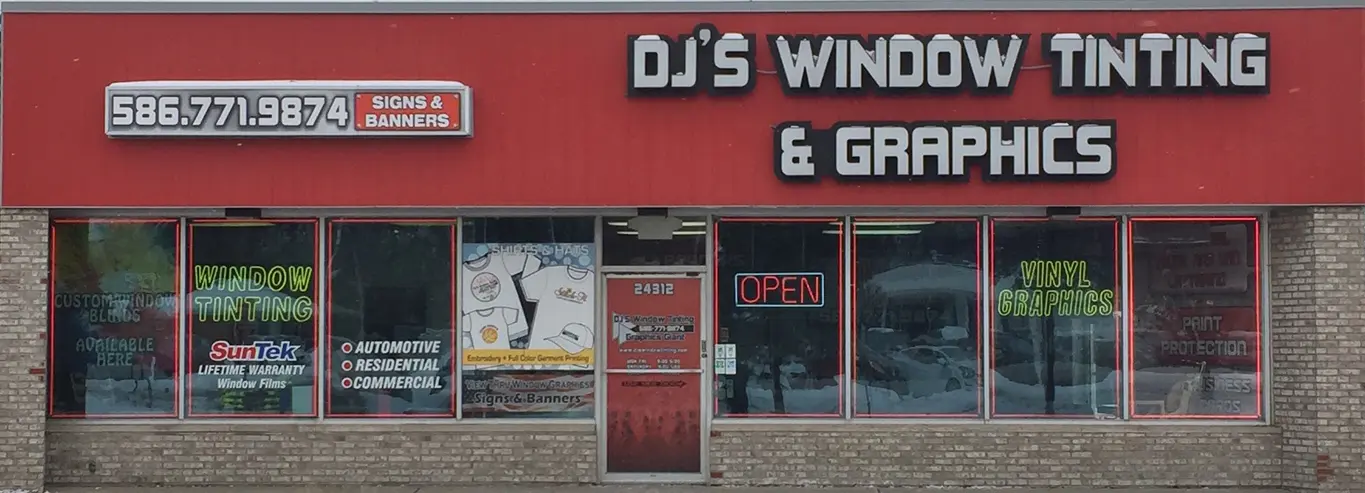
[626, 23, 1271, 183]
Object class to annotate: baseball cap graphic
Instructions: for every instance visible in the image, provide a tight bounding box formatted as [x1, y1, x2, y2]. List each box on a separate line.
[547, 323, 592, 354]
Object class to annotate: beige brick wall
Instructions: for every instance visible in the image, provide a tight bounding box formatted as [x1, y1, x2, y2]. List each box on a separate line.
[1270, 207, 1365, 492]
[0, 209, 50, 493]
[709, 422, 1281, 487]
[46, 421, 1282, 488]
[46, 422, 596, 485]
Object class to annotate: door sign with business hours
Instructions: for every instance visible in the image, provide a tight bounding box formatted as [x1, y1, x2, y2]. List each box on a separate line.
[606, 277, 702, 371]
[105, 80, 473, 138]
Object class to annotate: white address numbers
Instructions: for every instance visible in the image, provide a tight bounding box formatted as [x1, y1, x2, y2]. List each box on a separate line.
[634, 282, 675, 295]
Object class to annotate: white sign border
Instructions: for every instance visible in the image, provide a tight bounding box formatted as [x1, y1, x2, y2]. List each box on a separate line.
[103, 80, 474, 138]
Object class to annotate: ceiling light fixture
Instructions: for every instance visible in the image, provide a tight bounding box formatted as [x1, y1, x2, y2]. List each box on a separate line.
[607, 221, 706, 227]
[618, 230, 706, 236]
[854, 221, 937, 227]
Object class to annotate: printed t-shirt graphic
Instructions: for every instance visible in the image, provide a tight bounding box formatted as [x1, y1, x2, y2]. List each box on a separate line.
[463, 307, 520, 351]
[522, 266, 595, 356]
[462, 252, 541, 340]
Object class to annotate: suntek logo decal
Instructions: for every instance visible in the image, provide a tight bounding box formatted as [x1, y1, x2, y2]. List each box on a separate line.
[208, 340, 300, 362]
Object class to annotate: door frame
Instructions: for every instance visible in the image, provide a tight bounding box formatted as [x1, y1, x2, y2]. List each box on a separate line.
[596, 269, 710, 484]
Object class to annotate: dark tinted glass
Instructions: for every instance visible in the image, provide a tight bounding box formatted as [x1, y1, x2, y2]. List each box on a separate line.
[187, 220, 319, 417]
[715, 219, 842, 417]
[602, 217, 706, 266]
[327, 221, 455, 417]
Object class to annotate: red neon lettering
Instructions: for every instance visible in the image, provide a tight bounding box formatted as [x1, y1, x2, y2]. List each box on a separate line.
[738, 275, 762, 304]
[801, 276, 820, 303]
[737, 274, 823, 306]
[762, 276, 779, 300]
[780, 276, 797, 303]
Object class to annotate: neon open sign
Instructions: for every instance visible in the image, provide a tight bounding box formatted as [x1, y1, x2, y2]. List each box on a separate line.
[734, 272, 825, 308]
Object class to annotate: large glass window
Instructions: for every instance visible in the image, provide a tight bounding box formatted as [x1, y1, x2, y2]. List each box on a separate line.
[1129, 218, 1261, 419]
[853, 219, 980, 417]
[46, 214, 1267, 423]
[991, 219, 1119, 418]
[187, 219, 319, 418]
[715, 219, 842, 417]
[460, 217, 596, 419]
[326, 220, 455, 417]
[50, 219, 179, 418]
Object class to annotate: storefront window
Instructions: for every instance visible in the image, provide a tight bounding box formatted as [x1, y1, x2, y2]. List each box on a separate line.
[853, 219, 980, 417]
[49, 219, 179, 418]
[602, 217, 706, 266]
[187, 220, 319, 418]
[991, 219, 1119, 418]
[460, 217, 596, 419]
[326, 220, 455, 417]
[714, 219, 842, 417]
[1129, 218, 1261, 419]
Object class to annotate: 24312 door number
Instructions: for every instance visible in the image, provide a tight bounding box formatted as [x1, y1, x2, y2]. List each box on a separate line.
[634, 282, 675, 295]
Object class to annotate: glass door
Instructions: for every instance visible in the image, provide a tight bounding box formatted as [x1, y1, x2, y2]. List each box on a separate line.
[601, 274, 705, 481]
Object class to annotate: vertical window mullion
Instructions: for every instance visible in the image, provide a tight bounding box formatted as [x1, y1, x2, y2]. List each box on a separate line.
[316, 216, 328, 422]
[1119, 215, 1132, 421]
[843, 216, 853, 421]
[454, 218, 464, 420]
[980, 216, 993, 421]
[178, 218, 189, 420]
[1259, 215, 1270, 423]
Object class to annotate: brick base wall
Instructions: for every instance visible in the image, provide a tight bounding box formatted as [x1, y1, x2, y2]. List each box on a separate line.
[0, 209, 50, 493]
[45, 422, 596, 485]
[47, 422, 1282, 488]
[1270, 207, 1365, 493]
[709, 423, 1281, 488]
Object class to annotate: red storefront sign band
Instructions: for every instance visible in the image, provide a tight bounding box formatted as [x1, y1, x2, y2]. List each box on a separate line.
[2, 10, 1360, 208]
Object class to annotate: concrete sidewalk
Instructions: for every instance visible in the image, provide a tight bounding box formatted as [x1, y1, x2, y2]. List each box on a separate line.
[41, 487, 1289, 493]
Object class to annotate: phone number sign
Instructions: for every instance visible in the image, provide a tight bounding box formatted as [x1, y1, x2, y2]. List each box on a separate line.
[104, 81, 472, 138]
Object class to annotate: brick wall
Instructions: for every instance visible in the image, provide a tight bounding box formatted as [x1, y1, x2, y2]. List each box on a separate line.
[1270, 207, 1365, 492]
[46, 422, 596, 485]
[0, 209, 50, 493]
[709, 422, 1280, 487]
